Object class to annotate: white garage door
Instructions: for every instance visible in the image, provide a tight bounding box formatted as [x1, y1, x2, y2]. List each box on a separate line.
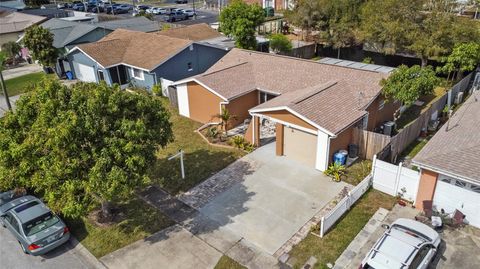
[72, 62, 96, 82]
[283, 126, 317, 167]
[433, 175, 480, 228]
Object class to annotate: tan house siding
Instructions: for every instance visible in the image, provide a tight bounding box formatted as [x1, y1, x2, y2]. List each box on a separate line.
[187, 81, 223, 124]
[258, 110, 317, 131]
[244, 116, 260, 146]
[276, 123, 284, 156]
[329, 125, 354, 163]
[415, 169, 439, 210]
[366, 96, 400, 131]
[225, 90, 259, 129]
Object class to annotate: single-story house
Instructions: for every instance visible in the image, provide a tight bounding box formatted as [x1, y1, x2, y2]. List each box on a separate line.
[173, 49, 399, 171]
[0, 10, 46, 49]
[20, 8, 69, 19]
[66, 29, 229, 90]
[412, 90, 480, 228]
[243, 0, 294, 10]
[42, 17, 164, 77]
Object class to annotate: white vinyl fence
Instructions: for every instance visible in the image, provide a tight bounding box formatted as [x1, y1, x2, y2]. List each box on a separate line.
[371, 157, 420, 202]
[320, 175, 372, 237]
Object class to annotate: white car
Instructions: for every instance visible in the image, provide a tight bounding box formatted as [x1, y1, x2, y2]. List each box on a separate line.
[360, 218, 440, 269]
[182, 9, 195, 17]
[146, 7, 166, 15]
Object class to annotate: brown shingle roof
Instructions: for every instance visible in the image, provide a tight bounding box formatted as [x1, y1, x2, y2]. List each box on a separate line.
[156, 23, 222, 41]
[0, 11, 46, 34]
[193, 49, 388, 134]
[413, 91, 480, 183]
[77, 29, 192, 70]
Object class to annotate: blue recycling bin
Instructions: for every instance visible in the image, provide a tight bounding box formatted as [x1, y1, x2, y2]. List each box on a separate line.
[66, 71, 73, 80]
[333, 152, 347, 165]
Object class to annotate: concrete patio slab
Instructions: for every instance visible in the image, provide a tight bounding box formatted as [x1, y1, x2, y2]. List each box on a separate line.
[197, 143, 348, 255]
[100, 225, 222, 269]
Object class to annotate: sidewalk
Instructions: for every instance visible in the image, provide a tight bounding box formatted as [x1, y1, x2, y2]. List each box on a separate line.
[2, 64, 43, 80]
[0, 94, 21, 117]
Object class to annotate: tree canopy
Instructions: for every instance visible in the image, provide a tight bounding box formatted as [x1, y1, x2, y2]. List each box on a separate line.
[269, 34, 292, 53]
[23, 25, 58, 69]
[438, 42, 480, 80]
[381, 65, 440, 106]
[0, 80, 174, 218]
[219, 0, 265, 49]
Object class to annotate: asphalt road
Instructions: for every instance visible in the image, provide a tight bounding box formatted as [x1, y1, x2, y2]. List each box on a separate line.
[0, 227, 93, 269]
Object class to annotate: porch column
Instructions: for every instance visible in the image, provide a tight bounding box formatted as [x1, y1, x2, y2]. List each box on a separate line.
[275, 123, 284, 156]
[414, 169, 439, 210]
[253, 116, 260, 146]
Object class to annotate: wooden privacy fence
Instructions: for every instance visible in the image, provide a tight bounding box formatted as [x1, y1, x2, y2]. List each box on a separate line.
[352, 128, 391, 159]
[389, 73, 473, 162]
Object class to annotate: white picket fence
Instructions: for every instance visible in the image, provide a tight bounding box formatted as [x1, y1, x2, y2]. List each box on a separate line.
[320, 174, 372, 237]
[371, 157, 420, 202]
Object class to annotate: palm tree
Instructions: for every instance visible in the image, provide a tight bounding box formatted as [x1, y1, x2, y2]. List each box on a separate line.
[216, 108, 237, 135]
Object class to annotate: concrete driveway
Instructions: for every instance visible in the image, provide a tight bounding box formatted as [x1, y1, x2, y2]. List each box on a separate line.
[339, 205, 480, 269]
[183, 142, 348, 255]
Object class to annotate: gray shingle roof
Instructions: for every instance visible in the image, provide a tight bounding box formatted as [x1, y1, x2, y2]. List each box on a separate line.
[96, 17, 161, 33]
[413, 90, 480, 183]
[193, 49, 387, 134]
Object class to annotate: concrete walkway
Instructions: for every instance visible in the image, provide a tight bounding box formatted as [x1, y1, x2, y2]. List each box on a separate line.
[0, 94, 21, 118]
[2, 64, 43, 80]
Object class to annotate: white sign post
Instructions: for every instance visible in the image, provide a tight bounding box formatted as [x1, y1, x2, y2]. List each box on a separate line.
[168, 150, 185, 179]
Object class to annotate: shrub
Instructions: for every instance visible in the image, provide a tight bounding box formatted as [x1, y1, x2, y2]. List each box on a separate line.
[324, 163, 346, 182]
[228, 136, 254, 152]
[206, 126, 219, 138]
[152, 84, 162, 96]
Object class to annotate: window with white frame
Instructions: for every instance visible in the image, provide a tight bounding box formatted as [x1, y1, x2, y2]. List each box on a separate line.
[131, 68, 144, 80]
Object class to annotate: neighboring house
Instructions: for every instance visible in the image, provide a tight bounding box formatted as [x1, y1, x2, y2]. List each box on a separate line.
[0, 10, 46, 49]
[66, 29, 228, 90]
[173, 49, 399, 171]
[243, 0, 294, 10]
[41, 17, 163, 77]
[412, 90, 480, 228]
[156, 23, 234, 50]
[20, 8, 69, 19]
[0, 0, 25, 10]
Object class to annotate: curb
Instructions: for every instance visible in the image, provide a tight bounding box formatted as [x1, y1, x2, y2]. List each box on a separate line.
[68, 236, 107, 269]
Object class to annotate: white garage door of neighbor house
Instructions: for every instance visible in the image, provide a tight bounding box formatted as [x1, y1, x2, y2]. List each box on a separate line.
[433, 175, 480, 228]
[72, 62, 96, 82]
[283, 126, 317, 167]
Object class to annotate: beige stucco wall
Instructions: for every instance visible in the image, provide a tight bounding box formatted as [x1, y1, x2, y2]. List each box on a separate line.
[415, 169, 439, 210]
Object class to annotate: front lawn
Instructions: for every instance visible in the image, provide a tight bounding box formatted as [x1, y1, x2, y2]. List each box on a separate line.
[66, 198, 174, 258]
[150, 98, 245, 194]
[3, 72, 55, 96]
[214, 255, 246, 269]
[343, 160, 372, 186]
[288, 190, 396, 269]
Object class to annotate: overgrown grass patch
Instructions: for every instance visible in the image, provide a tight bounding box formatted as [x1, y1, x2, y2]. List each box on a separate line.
[3, 72, 55, 96]
[288, 190, 396, 269]
[66, 198, 174, 258]
[214, 255, 246, 269]
[343, 160, 372, 185]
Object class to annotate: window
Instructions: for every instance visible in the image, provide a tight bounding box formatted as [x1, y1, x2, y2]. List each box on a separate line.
[409, 245, 432, 269]
[455, 180, 466, 188]
[378, 99, 385, 110]
[22, 212, 59, 236]
[97, 70, 105, 81]
[187, 62, 193, 71]
[5, 213, 20, 233]
[132, 68, 144, 80]
[470, 183, 480, 193]
[440, 177, 451, 184]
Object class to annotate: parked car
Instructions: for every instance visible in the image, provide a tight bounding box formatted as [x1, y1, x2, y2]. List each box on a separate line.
[360, 218, 440, 269]
[72, 3, 86, 11]
[0, 190, 70, 256]
[175, 0, 188, 3]
[183, 9, 195, 17]
[168, 7, 181, 14]
[167, 11, 188, 22]
[146, 7, 167, 15]
[87, 4, 104, 13]
[135, 5, 150, 12]
[106, 3, 121, 14]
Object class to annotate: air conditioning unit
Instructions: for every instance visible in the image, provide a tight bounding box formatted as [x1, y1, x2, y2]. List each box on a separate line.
[383, 121, 396, 136]
[454, 92, 464, 104]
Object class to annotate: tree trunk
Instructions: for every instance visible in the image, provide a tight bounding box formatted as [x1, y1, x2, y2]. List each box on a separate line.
[100, 200, 113, 223]
[0, 71, 12, 111]
[420, 57, 428, 68]
[337, 47, 341, 59]
[456, 69, 463, 80]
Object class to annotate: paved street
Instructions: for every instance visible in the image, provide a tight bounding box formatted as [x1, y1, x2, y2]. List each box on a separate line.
[0, 226, 96, 269]
[2, 64, 43, 80]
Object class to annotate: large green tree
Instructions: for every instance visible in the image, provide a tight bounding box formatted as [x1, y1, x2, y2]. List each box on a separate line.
[269, 34, 292, 53]
[0, 80, 173, 220]
[381, 65, 440, 107]
[438, 42, 480, 80]
[23, 25, 58, 70]
[1, 41, 21, 66]
[219, 0, 265, 49]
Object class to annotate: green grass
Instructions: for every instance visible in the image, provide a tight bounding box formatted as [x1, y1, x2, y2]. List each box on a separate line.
[150, 98, 245, 194]
[66, 198, 174, 258]
[288, 190, 396, 269]
[399, 136, 431, 160]
[214, 255, 246, 269]
[3, 72, 55, 96]
[343, 160, 372, 186]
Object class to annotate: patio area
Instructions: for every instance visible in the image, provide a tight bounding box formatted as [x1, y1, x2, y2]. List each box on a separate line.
[227, 117, 277, 144]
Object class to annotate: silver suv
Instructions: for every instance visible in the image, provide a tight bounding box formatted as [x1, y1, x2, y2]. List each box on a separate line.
[360, 218, 440, 269]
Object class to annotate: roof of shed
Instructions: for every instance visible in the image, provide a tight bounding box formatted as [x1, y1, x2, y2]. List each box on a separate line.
[156, 23, 222, 41]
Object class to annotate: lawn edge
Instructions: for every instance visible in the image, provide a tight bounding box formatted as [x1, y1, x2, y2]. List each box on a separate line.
[68, 236, 107, 269]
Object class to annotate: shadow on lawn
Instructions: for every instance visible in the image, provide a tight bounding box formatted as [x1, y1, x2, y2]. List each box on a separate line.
[150, 148, 240, 195]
